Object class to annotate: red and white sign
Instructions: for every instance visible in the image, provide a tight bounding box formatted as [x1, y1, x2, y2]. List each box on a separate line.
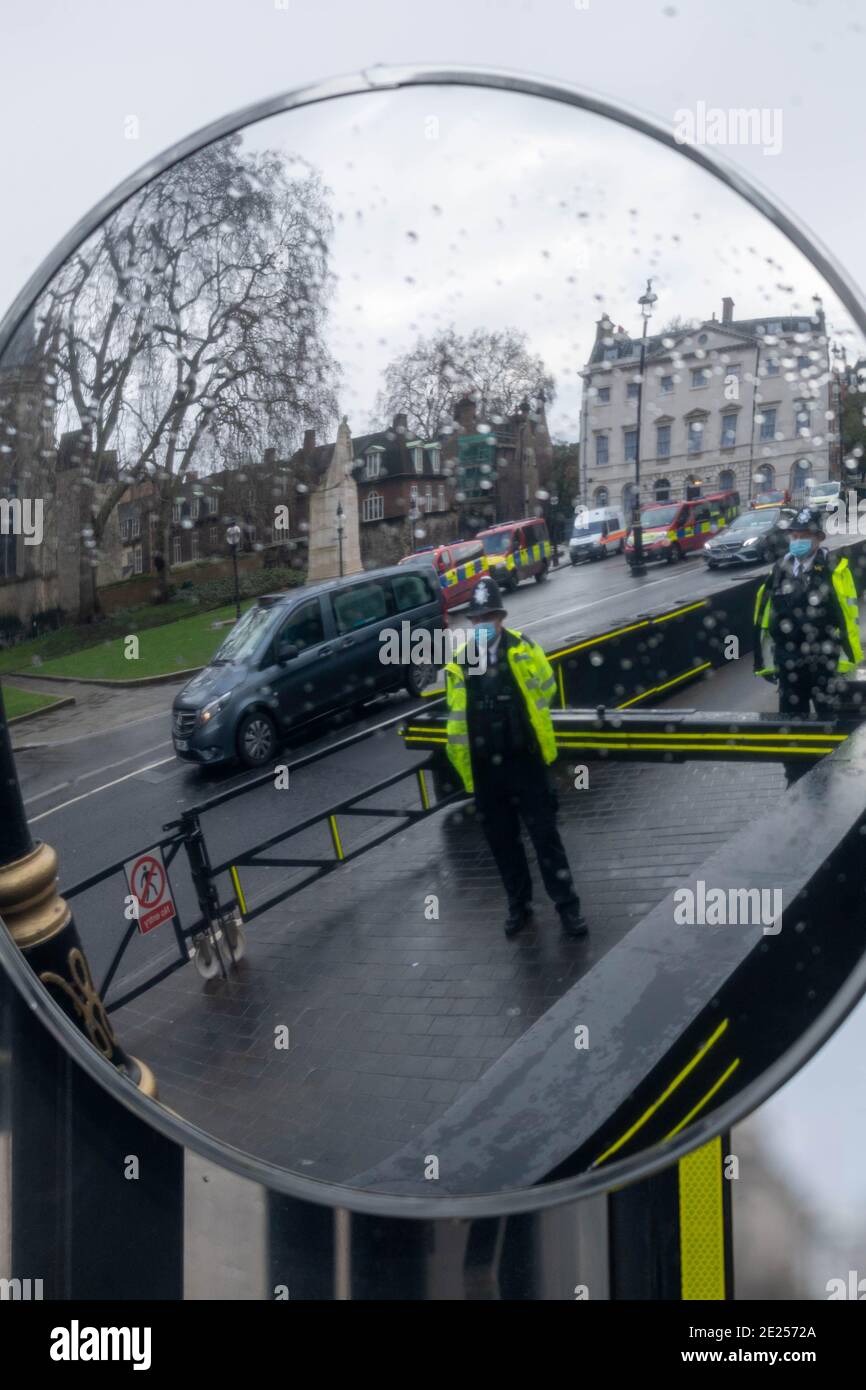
[124, 847, 177, 935]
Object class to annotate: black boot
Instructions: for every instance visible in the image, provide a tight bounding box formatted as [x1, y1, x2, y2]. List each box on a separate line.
[559, 902, 589, 939]
[504, 903, 534, 938]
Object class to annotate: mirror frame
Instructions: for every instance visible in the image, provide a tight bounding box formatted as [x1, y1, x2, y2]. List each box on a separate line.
[2, 62, 866, 1219]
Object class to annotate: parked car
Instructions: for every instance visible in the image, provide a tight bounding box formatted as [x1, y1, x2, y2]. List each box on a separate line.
[625, 490, 740, 566]
[476, 517, 551, 591]
[568, 506, 626, 563]
[172, 563, 445, 768]
[399, 539, 486, 610]
[703, 506, 795, 567]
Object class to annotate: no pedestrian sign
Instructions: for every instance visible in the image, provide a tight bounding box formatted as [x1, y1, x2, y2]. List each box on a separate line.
[124, 847, 177, 935]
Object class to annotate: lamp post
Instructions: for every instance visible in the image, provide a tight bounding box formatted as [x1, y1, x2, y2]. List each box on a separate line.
[629, 278, 657, 579]
[336, 499, 345, 578]
[226, 522, 241, 621]
[407, 494, 420, 554]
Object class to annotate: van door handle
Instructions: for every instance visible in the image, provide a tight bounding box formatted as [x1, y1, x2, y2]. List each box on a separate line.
[318, 646, 332, 657]
[339, 637, 354, 649]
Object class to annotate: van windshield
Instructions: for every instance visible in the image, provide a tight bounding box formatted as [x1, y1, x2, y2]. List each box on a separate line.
[573, 520, 605, 537]
[641, 505, 679, 528]
[213, 604, 276, 663]
[480, 532, 514, 555]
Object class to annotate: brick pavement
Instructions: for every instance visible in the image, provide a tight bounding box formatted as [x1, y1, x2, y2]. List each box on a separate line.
[115, 755, 786, 1184]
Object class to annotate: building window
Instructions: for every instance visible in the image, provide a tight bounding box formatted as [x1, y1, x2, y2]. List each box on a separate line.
[595, 434, 609, 467]
[191, 535, 200, 561]
[795, 401, 811, 436]
[721, 414, 737, 448]
[797, 355, 812, 373]
[654, 478, 671, 502]
[120, 518, 131, 540]
[791, 458, 811, 500]
[718, 468, 736, 493]
[411, 447, 424, 474]
[437, 485, 445, 510]
[593, 486, 609, 507]
[365, 453, 382, 479]
[656, 424, 671, 458]
[191, 497, 201, 520]
[425, 488, 433, 512]
[207, 494, 218, 514]
[660, 375, 674, 394]
[765, 359, 780, 376]
[0, 481, 17, 579]
[362, 491, 384, 522]
[688, 419, 705, 454]
[172, 499, 182, 523]
[759, 407, 777, 441]
[133, 544, 143, 575]
[429, 447, 441, 474]
[596, 386, 610, 404]
[624, 428, 638, 463]
[209, 526, 218, 546]
[172, 536, 182, 564]
[691, 367, 709, 389]
[627, 382, 640, 401]
[754, 464, 775, 491]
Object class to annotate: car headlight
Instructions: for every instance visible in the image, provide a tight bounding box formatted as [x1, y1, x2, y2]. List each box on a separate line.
[198, 694, 231, 725]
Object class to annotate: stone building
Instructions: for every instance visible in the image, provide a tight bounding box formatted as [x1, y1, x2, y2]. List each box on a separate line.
[579, 297, 832, 515]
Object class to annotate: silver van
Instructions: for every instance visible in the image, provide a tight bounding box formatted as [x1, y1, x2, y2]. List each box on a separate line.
[569, 506, 626, 563]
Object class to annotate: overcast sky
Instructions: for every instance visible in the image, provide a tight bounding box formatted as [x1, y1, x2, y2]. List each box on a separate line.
[4, 0, 866, 1240]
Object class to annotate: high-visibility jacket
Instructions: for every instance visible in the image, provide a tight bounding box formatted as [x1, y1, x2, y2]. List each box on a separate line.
[753, 550, 863, 677]
[444, 628, 558, 793]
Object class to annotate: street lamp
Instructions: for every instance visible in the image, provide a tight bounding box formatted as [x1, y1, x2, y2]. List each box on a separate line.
[407, 494, 420, 554]
[226, 522, 242, 621]
[336, 499, 345, 578]
[629, 278, 658, 579]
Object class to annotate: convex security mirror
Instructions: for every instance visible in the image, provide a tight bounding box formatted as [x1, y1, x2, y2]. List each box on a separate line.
[2, 69, 866, 1208]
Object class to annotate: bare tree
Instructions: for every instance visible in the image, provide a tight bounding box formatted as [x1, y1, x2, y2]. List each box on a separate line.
[42, 134, 338, 619]
[375, 327, 554, 440]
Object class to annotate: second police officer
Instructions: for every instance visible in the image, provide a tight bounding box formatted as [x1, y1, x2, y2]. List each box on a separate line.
[443, 574, 588, 940]
[753, 504, 862, 726]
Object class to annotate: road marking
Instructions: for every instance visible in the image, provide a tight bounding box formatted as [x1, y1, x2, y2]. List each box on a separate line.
[28, 757, 176, 824]
[77, 741, 172, 782]
[23, 782, 71, 805]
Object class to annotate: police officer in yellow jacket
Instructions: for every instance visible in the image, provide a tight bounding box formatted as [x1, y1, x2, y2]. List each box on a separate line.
[445, 575, 588, 939]
[753, 506, 862, 719]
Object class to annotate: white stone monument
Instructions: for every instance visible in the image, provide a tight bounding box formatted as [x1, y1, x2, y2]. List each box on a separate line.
[307, 415, 363, 582]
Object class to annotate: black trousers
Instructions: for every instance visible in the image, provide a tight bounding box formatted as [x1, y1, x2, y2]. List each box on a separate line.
[472, 753, 579, 913]
[777, 657, 842, 784]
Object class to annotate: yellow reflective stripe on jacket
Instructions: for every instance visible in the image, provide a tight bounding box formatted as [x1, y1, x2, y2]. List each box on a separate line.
[444, 629, 557, 793]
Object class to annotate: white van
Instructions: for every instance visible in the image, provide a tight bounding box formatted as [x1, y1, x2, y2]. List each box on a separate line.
[569, 506, 627, 563]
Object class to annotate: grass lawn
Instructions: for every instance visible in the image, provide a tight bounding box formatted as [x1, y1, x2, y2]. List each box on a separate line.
[8, 600, 254, 682]
[3, 685, 66, 720]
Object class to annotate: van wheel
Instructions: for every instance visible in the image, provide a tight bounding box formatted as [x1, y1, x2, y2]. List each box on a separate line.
[405, 664, 434, 697]
[668, 544, 682, 564]
[236, 710, 277, 767]
[534, 563, 549, 582]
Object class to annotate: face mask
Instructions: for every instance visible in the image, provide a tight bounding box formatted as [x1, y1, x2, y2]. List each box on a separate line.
[788, 538, 813, 559]
[475, 623, 498, 648]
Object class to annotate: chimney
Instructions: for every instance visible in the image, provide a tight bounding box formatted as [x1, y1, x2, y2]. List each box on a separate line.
[722, 297, 734, 326]
[263, 448, 276, 468]
[595, 315, 613, 343]
[454, 396, 477, 431]
[393, 412, 407, 433]
[303, 428, 316, 454]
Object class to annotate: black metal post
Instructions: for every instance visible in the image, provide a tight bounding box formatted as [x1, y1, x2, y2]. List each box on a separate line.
[631, 325, 649, 577]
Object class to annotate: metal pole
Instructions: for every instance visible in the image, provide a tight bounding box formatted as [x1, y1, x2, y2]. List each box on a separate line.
[232, 545, 240, 621]
[630, 319, 649, 578]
